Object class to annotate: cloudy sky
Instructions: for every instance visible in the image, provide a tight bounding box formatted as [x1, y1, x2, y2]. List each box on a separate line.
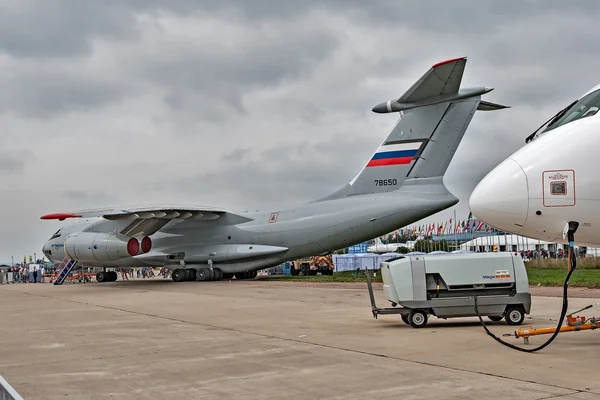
[2, 0, 599, 263]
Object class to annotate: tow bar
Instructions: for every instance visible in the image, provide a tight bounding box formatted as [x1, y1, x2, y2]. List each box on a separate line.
[504, 305, 598, 345]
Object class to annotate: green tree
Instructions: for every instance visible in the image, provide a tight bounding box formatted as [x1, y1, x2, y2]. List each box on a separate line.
[397, 246, 409, 254]
[413, 239, 450, 252]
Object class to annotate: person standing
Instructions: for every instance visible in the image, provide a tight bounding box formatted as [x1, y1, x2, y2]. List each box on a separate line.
[32, 264, 39, 283]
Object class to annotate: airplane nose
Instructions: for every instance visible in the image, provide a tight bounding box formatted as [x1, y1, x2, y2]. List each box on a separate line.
[469, 158, 528, 234]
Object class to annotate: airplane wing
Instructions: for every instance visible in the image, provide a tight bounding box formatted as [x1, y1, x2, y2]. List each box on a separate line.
[397, 57, 466, 103]
[40, 205, 252, 237]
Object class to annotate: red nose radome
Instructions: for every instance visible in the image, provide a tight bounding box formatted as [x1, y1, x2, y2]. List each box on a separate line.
[127, 238, 139, 256]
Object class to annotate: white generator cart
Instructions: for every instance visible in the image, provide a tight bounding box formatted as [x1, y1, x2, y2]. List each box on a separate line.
[365, 252, 531, 328]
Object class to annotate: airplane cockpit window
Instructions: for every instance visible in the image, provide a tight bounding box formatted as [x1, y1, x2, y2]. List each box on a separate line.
[525, 88, 600, 143]
[50, 229, 62, 240]
[544, 88, 600, 132]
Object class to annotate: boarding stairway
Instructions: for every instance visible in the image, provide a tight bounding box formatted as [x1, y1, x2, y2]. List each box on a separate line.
[52, 256, 78, 286]
[0, 375, 24, 400]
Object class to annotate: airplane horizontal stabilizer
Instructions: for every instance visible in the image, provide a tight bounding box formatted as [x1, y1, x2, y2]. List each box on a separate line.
[477, 100, 510, 111]
[399, 57, 466, 103]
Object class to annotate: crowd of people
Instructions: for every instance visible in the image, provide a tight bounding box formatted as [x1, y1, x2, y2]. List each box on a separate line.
[3, 264, 46, 283]
[1, 265, 173, 283]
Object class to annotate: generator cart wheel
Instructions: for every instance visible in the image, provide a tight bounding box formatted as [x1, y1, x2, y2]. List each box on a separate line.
[488, 316, 503, 322]
[409, 309, 428, 328]
[401, 315, 410, 325]
[504, 306, 525, 326]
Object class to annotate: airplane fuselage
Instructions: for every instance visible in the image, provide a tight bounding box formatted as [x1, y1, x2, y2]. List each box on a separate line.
[44, 178, 457, 273]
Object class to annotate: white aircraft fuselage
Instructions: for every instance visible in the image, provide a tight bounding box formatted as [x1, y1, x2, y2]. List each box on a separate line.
[470, 83, 600, 247]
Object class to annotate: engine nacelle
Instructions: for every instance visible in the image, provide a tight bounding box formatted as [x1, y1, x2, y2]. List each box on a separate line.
[64, 232, 142, 263]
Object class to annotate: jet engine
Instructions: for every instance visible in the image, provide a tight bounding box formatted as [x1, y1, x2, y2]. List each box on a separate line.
[64, 232, 151, 263]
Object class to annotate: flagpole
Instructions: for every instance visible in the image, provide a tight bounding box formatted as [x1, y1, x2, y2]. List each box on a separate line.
[453, 209, 457, 251]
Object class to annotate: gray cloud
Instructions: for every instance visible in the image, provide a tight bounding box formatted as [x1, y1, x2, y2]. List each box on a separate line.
[1, 1, 600, 261]
[0, 151, 31, 173]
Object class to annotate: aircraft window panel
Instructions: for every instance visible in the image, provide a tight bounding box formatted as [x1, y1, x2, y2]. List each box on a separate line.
[545, 89, 600, 132]
[550, 181, 567, 195]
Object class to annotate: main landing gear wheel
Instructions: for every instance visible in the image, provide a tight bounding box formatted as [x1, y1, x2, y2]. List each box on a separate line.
[401, 314, 410, 325]
[185, 269, 195, 281]
[409, 309, 428, 328]
[96, 271, 107, 282]
[214, 268, 223, 280]
[196, 268, 210, 281]
[108, 271, 117, 282]
[195, 268, 224, 281]
[504, 305, 525, 326]
[172, 269, 185, 282]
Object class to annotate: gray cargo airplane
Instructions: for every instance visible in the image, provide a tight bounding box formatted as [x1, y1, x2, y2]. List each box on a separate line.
[41, 57, 508, 283]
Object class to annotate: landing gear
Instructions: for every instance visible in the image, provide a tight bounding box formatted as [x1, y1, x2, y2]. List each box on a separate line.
[172, 269, 186, 282]
[96, 271, 117, 282]
[196, 268, 210, 281]
[169, 265, 228, 282]
[171, 268, 200, 282]
[96, 271, 107, 282]
[234, 270, 257, 280]
[185, 269, 195, 281]
[194, 267, 225, 282]
[214, 268, 223, 281]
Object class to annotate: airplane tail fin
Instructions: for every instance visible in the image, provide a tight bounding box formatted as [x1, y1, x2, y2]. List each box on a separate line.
[318, 57, 508, 201]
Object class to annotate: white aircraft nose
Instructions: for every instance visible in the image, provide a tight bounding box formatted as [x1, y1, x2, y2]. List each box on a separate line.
[469, 158, 528, 234]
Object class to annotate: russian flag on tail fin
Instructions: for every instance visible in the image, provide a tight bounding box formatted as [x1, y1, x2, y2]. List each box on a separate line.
[366, 141, 422, 168]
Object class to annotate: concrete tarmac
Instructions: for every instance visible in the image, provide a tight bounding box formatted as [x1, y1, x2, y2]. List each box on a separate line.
[1, 279, 599, 400]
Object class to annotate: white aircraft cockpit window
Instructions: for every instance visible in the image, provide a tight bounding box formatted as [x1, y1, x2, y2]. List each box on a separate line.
[544, 89, 600, 132]
[526, 89, 600, 143]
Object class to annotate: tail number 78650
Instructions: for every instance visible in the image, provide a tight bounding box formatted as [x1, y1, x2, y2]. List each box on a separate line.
[374, 179, 398, 186]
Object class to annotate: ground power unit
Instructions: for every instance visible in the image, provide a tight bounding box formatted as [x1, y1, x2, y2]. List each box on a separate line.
[366, 252, 531, 328]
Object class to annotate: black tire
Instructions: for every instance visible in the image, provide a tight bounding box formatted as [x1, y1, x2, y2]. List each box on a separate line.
[249, 270, 257, 279]
[96, 272, 107, 283]
[401, 314, 410, 325]
[172, 269, 185, 282]
[109, 271, 118, 281]
[208, 268, 215, 281]
[214, 269, 223, 281]
[488, 316, 503, 322]
[196, 268, 210, 281]
[290, 268, 299, 276]
[504, 305, 525, 326]
[409, 309, 428, 328]
[187, 269, 196, 281]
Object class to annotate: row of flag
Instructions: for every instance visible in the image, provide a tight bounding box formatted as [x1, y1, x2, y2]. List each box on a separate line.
[386, 213, 498, 242]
